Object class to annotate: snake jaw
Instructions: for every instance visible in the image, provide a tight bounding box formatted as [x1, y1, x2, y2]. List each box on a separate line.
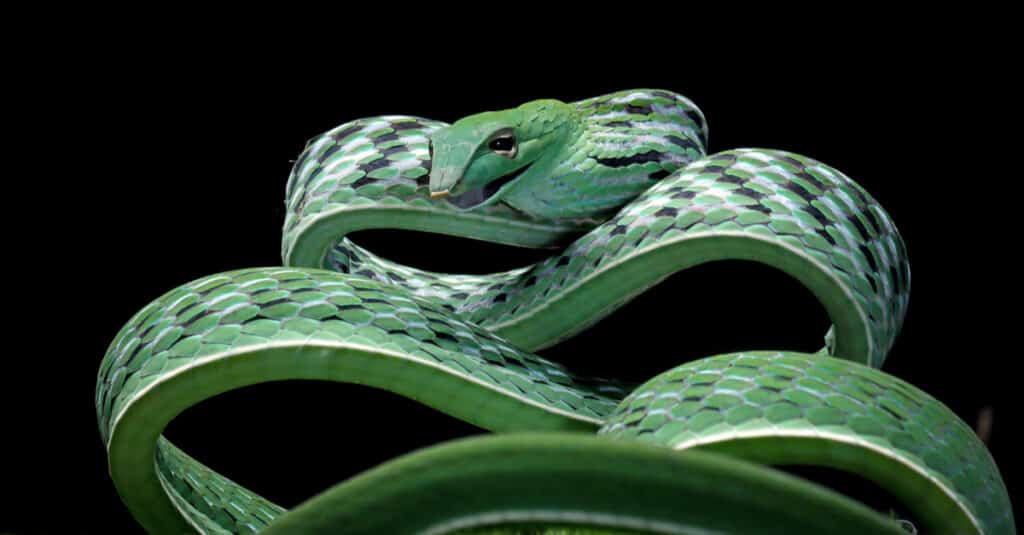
[443, 160, 535, 210]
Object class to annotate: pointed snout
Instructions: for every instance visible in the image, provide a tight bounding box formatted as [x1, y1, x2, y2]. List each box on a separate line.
[427, 133, 476, 198]
[428, 164, 461, 197]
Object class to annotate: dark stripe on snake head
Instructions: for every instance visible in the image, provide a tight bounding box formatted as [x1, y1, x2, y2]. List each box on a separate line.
[595, 151, 662, 168]
[446, 161, 535, 209]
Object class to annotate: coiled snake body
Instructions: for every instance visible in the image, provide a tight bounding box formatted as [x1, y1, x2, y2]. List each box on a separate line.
[97, 90, 1014, 534]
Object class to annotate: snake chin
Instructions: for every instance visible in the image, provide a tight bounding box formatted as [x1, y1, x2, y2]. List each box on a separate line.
[447, 161, 534, 209]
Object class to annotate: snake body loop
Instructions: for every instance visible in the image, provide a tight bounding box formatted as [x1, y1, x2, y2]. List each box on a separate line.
[97, 90, 1013, 534]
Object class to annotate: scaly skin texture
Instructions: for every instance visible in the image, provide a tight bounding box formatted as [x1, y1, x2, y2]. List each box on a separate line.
[97, 90, 1014, 534]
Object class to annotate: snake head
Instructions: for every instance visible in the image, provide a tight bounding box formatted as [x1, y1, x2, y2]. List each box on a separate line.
[428, 99, 575, 209]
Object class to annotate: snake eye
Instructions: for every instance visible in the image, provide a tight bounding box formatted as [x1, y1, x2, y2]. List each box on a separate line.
[488, 132, 517, 158]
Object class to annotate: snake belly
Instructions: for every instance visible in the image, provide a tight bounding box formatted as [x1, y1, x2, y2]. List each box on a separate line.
[96, 90, 1014, 534]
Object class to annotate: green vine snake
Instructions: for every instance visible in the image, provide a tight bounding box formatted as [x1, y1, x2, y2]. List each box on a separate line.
[96, 90, 1014, 534]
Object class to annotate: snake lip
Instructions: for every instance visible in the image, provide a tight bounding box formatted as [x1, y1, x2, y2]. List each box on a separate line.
[447, 161, 534, 209]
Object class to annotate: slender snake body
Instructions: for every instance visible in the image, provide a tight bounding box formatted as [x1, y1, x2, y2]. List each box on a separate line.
[97, 90, 1014, 534]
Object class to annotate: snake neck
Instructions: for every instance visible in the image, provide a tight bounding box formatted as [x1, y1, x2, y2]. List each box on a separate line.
[500, 90, 708, 221]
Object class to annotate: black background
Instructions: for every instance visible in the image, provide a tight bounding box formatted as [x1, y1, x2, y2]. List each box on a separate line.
[7, 34, 1018, 533]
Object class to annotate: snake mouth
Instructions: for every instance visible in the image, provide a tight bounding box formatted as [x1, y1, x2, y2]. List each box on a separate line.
[446, 162, 534, 210]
